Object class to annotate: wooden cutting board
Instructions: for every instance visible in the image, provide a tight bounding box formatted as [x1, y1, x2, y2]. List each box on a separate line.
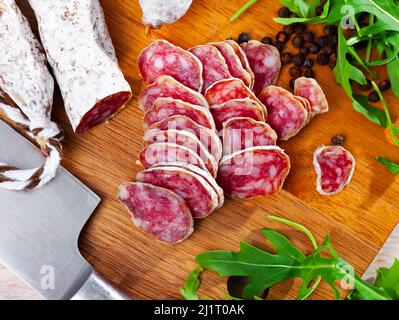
[9, 0, 399, 300]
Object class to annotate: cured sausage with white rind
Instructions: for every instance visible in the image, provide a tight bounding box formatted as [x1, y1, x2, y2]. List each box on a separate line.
[294, 77, 329, 118]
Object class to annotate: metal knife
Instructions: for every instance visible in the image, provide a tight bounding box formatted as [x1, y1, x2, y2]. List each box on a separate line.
[0, 120, 131, 300]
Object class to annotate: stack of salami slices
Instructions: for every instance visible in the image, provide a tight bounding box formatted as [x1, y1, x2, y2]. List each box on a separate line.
[120, 39, 329, 244]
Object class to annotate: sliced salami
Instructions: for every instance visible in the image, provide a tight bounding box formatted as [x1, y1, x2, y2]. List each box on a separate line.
[138, 40, 203, 92]
[205, 78, 261, 106]
[139, 142, 209, 174]
[119, 182, 193, 244]
[139, 75, 208, 111]
[225, 40, 255, 88]
[137, 166, 219, 218]
[143, 98, 215, 130]
[210, 98, 266, 130]
[293, 95, 312, 124]
[240, 40, 281, 95]
[143, 129, 218, 176]
[313, 146, 355, 196]
[217, 146, 291, 200]
[209, 42, 252, 88]
[153, 162, 224, 209]
[222, 117, 277, 155]
[188, 45, 231, 94]
[258, 86, 308, 141]
[28, 0, 132, 133]
[146, 115, 222, 161]
[294, 77, 329, 118]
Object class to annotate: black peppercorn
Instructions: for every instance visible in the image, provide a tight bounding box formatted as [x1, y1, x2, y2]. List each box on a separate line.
[329, 59, 337, 69]
[324, 25, 338, 37]
[261, 36, 273, 45]
[317, 53, 330, 65]
[283, 24, 295, 35]
[309, 42, 321, 54]
[292, 35, 304, 47]
[360, 79, 372, 91]
[300, 46, 309, 55]
[317, 36, 329, 47]
[281, 52, 292, 65]
[323, 45, 334, 55]
[302, 31, 314, 43]
[289, 78, 296, 90]
[238, 32, 250, 44]
[276, 31, 289, 44]
[274, 41, 285, 52]
[315, 5, 324, 16]
[289, 66, 301, 78]
[293, 23, 307, 34]
[331, 134, 345, 146]
[292, 53, 305, 67]
[331, 34, 338, 45]
[304, 68, 315, 78]
[368, 91, 380, 103]
[304, 57, 313, 68]
[379, 80, 391, 91]
[278, 7, 291, 18]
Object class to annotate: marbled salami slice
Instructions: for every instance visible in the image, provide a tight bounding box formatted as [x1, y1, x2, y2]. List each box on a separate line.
[139, 142, 209, 174]
[225, 40, 255, 89]
[313, 146, 356, 196]
[188, 45, 231, 94]
[222, 117, 277, 155]
[294, 77, 329, 118]
[258, 86, 307, 141]
[205, 78, 261, 106]
[293, 95, 312, 124]
[209, 42, 252, 88]
[137, 166, 219, 218]
[28, 0, 132, 133]
[139, 75, 208, 111]
[143, 129, 218, 176]
[138, 40, 203, 92]
[143, 98, 215, 130]
[217, 146, 291, 200]
[210, 98, 266, 130]
[240, 40, 281, 95]
[146, 115, 222, 161]
[119, 182, 193, 244]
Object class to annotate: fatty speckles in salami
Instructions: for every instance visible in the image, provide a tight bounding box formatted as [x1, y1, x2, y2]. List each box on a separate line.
[313, 146, 355, 195]
[28, 0, 132, 133]
[217, 146, 291, 200]
[138, 40, 203, 92]
[119, 182, 193, 244]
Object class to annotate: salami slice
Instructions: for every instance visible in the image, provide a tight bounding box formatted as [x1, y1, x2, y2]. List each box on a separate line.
[139, 75, 208, 111]
[294, 77, 329, 118]
[146, 115, 222, 161]
[138, 40, 203, 92]
[209, 42, 252, 88]
[293, 95, 312, 124]
[137, 166, 219, 218]
[28, 0, 132, 133]
[205, 78, 261, 106]
[225, 40, 255, 89]
[143, 129, 218, 176]
[240, 40, 281, 95]
[143, 97, 215, 130]
[139, 0, 192, 29]
[258, 86, 308, 141]
[0, 0, 62, 190]
[139, 142, 209, 174]
[222, 117, 277, 155]
[119, 182, 193, 244]
[217, 146, 291, 200]
[153, 162, 224, 209]
[210, 98, 266, 130]
[188, 45, 231, 94]
[313, 146, 355, 196]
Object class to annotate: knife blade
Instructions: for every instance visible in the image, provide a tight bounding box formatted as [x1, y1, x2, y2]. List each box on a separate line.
[0, 120, 130, 300]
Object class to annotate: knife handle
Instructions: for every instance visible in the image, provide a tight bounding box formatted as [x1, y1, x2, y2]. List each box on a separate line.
[71, 271, 132, 300]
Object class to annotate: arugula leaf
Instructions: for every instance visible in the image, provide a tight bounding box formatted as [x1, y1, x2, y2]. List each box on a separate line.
[374, 259, 399, 299]
[376, 156, 399, 174]
[179, 267, 203, 300]
[386, 44, 399, 98]
[352, 95, 388, 128]
[274, 0, 330, 24]
[230, 0, 257, 22]
[278, 0, 314, 18]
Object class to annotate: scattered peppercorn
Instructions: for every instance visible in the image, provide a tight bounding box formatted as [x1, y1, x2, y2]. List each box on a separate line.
[331, 134, 345, 146]
[292, 53, 305, 67]
[293, 23, 307, 34]
[315, 5, 324, 16]
[304, 68, 315, 78]
[360, 79, 372, 91]
[292, 35, 304, 47]
[317, 53, 330, 65]
[300, 46, 309, 55]
[283, 24, 295, 35]
[316, 36, 329, 47]
[324, 25, 338, 37]
[304, 57, 314, 68]
[302, 31, 314, 43]
[331, 34, 338, 45]
[309, 42, 321, 54]
[278, 7, 291, 18]
[323, 45, 334, 55]
[329, 59, 337, 69]
[276, 31, 289, 44]
[289, 78, 296, 90]
[238, 32, 250, 44]
[379, 80, 391, 92]
[274, 41, 285, 52]
[281, 52, 292, 65]
[289, 66, 301, 78]
[368, 91, 380, 103]
[261, 36, 273, 45]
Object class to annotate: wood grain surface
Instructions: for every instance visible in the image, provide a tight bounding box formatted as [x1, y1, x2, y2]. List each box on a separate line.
[2, 0, 399, 300]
